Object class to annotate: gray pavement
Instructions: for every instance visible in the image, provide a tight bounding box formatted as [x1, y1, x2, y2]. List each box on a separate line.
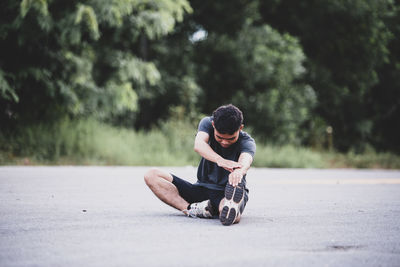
[1, 166, 400, 267]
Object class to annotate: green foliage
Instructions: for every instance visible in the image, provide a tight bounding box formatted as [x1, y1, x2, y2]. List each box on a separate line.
[74, 4, 100, 40]
[1, 0, 400, 159]
[1, 119, 399, 168]
[189, 0, 259, 36]
[194, 24, 315, 144]
[0, 118, 199, 165]
[0, 0, 192, 125]
[133, 22, 202, 128]
[253, 145, 326, 168]
[20, 0, 49, 18]
[258, 0, 396, 151]
[133, 0, 192, 39]
[334, 146, 400, 169]
[368, 3, 400, 152]
[0, 70, 18, 102]
[235, 24, 316, 144]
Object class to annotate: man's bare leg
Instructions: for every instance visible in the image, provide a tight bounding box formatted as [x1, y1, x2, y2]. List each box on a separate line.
[144, 168, 189, 213]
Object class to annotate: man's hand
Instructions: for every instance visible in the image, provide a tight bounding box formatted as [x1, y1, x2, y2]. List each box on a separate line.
[229, 168, 245, 187]
[216, 158, 242, 173]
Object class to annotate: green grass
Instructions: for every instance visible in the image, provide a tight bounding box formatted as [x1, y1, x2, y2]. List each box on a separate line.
[0, 118, 199, 166]
[1, 118, 399, 169]
[253, 145, 327, 168]
[253, 145, 400, 169]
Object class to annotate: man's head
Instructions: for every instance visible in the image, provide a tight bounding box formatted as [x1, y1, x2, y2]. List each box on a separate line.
[212, 104, 244, 148]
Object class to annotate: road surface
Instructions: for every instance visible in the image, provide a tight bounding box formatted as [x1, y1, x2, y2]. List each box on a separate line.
[1, 166, 400, 266]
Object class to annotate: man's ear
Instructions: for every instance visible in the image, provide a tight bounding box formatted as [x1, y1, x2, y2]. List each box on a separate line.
[239, 124, 244, 131]
[212, 121, 215, 128]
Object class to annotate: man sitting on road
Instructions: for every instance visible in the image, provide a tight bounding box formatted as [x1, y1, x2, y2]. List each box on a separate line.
[144, 104, 256, 226]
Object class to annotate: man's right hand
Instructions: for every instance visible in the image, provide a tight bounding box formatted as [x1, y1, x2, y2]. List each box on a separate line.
[216, 158, 242, 173]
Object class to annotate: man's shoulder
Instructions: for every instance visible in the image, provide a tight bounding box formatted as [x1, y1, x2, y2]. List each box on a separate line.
[198, 116, 213, 133]
[200, 116, 212, 124]
[238, 131, 256, 156]
[239, 131, 255, 143]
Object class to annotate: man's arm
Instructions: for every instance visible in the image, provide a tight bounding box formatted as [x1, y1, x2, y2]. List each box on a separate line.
[228, 152, 253, 187]
[194, 131, 242, 172]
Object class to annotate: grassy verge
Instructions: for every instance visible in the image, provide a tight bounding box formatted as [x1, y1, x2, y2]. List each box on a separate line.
[253, 145, 400, 169]
[0, 118, 199, 166]
[1, 118, 399, 169]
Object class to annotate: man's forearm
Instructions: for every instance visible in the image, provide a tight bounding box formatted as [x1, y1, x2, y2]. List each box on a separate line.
[194, 138, 242, 172]
[194, 139, 223, 163]
[228, 153, 253, 186]
[237, 153, 253, 175]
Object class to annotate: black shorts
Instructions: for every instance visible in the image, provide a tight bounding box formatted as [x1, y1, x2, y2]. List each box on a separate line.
[171, 174, 249, 215]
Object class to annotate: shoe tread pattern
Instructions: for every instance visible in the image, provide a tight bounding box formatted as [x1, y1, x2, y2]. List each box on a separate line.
[220, 183, 244, 226]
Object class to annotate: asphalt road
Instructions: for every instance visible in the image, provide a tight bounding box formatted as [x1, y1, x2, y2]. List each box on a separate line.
[1, 166, 400, 267]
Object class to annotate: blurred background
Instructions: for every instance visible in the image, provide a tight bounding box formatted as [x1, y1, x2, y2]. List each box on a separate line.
[0, 0, 399, 168]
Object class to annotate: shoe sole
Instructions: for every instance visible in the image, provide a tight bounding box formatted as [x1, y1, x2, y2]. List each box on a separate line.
[220, 183, 244, 226]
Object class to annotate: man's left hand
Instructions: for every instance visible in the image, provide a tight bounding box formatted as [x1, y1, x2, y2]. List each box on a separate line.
[229, 168, 244, 187]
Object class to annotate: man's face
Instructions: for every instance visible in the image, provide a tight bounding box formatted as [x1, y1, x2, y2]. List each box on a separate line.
[212, 122, 243, 148]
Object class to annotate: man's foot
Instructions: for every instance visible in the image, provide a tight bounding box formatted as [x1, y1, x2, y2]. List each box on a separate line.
[184, 200, 213, 218]
[220, 183, 245, 226]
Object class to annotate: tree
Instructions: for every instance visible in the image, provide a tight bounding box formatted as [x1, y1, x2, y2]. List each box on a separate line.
[194, 23, 316, 144]
[133, 20, 201, 129]
[0, 0, 192, 127]
[369, 2, 400, 152]
[258, 0, 395, 151]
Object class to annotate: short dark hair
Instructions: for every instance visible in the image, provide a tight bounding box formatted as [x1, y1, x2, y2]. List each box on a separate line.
[212, 104, 243, 134]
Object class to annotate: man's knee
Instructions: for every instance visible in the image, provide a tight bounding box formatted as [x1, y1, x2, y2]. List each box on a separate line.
[144, 168, 172, 186]
[144, 168, 160, 186]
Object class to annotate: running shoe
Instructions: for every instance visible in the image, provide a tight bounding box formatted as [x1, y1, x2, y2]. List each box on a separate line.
[219, 182, 245, 226]
[185, 199, 213, 218]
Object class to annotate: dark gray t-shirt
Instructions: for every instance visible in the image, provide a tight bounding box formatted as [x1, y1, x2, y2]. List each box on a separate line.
[195, 116, 256, 191]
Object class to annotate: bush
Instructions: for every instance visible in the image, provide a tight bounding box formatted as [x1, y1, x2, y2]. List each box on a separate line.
[0, 118, 199, 166]
[1, 118, 399, 169]
[253, 145, 327, 168]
